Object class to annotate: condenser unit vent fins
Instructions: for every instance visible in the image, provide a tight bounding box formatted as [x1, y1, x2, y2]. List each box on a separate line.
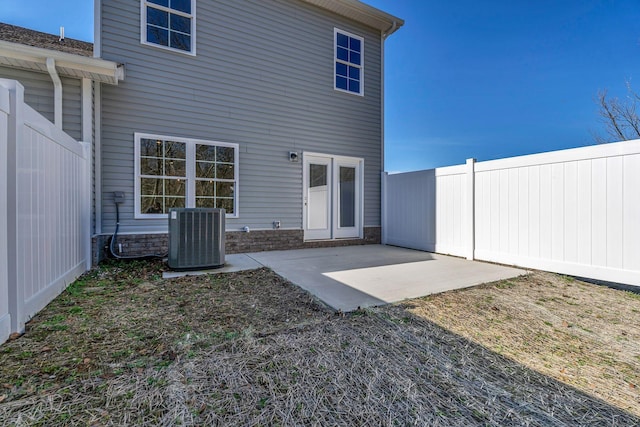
[168, 208, 225, 270]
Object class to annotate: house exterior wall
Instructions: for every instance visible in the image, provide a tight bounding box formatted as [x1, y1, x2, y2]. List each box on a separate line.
[0, 65, 82, 141]
[98, 0, 383, 243]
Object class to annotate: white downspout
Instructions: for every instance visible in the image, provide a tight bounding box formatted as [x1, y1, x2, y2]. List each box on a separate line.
[380, 30, 386, 243]
[45, 58, 63, 129]
[380, 20, 397, 173]
[94, 0, 102, 58]
[380, 22, 396, 244]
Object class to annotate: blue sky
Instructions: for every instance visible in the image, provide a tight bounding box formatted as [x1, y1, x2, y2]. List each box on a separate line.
[2, 0, 640, 171]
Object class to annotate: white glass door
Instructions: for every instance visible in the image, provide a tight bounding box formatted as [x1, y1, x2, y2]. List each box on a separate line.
[333, 159, 361, 239]
[304, 153, 362, 241]
[304, 155, 332, 240]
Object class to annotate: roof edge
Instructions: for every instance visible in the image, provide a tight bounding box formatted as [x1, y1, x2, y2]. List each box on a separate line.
[299, 0, 404, 36]
[0, 39, 123, 85]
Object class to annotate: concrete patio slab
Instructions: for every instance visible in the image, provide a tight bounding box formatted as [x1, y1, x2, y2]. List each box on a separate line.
[247, 245, 526, 311]
[162, 253, 262, 279]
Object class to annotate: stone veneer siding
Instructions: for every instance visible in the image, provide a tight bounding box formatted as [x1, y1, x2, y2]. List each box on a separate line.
[93, 227, 381, 265]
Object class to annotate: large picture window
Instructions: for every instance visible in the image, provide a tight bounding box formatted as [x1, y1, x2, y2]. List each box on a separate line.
[334, 28, 364, 96]
[134, 133, 238, 218]
[141, 0, 195, 54]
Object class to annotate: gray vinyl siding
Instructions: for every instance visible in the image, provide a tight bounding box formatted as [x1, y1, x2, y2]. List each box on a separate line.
[99, 0, 382, 234]
[0, 66, 83, 141]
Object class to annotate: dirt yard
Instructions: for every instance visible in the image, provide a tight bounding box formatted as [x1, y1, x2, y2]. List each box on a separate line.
[1, 259, 639, 426]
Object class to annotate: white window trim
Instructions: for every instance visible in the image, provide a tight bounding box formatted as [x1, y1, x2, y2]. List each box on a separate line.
[334, 28, 364, 97]
[140, 0, 197, 56]
[134, 132, 239, 219]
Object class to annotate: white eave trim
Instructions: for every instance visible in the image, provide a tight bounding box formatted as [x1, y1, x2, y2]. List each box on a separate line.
[0, 40, 124, 85]
[300, 0, 404, 36]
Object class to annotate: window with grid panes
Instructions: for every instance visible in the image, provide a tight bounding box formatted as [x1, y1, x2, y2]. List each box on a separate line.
[142, 0, 195, 54]
[135, 133, 238, 218]
[334, 29, 363, 95]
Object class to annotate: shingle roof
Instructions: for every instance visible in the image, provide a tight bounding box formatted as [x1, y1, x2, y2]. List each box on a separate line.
[0, 23, 93, 57]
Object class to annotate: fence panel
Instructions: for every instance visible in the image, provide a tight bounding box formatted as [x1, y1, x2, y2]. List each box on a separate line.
[384, 164, 469, 257]
[384, 169, 436, 251]
[18, 105, 90, 319]
[384, 140, 640, 286]
[434, 166, 468, 257]
[474, 141, 640, 285]
[1, 79, 90, 343]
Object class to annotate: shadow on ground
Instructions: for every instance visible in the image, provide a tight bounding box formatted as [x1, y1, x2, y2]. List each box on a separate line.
[0, 263, 636, 426]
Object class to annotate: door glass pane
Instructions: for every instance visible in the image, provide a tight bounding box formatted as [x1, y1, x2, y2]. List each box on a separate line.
[339, 166, 355, 228]
[308, 163, 328, 230]
[310, 164, 327, 188]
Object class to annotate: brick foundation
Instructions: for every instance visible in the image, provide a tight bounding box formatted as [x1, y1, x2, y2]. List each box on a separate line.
[92, 233, 169, 265]
[93, 227, 381, 265]
[226, 226, 380, 253]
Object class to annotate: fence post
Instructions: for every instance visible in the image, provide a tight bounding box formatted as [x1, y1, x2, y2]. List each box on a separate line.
[466, 158, 476, 260]
[0, 83, 11, 343]
[82, 141, 93, 270]
[3, 80, 25, 334]
[381, 171, 388, 245]
[82, 78, 93, 268]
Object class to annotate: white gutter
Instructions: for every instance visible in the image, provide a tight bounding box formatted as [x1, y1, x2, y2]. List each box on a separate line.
[0, 40, 123, 85]
[383, 20, 398, 40]
[45, 57, 63, 128]
[300, 0, 403, 35]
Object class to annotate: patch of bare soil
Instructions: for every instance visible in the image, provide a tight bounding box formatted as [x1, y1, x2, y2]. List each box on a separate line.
[404, 271, 640, 418]
[1, 261, 638, 426]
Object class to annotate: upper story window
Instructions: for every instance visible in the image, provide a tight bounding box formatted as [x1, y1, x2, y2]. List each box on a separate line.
[334, 29, 364, 96]
[142, 0, 195, 55]
[134, 133, 239, 218]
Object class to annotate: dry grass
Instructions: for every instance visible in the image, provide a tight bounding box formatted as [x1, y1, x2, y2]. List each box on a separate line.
[403, 271, 640, 418]
[0, 259, 639, 426]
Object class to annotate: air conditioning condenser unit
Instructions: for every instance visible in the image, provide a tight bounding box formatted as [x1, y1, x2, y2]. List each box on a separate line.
[168, 208, 225, 270]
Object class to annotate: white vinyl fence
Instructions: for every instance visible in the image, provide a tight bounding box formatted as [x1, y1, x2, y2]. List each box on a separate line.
[1, 79, 90, 345]
[383, 140, 640, 286]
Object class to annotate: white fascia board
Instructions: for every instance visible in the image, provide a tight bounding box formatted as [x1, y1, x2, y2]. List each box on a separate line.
[0, 40, 123, 85]
[300, 0, 404, 36]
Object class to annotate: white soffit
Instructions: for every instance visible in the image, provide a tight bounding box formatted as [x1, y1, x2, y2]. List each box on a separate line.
[301, 0, 404, 36]
[0, 40, 124, 85]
